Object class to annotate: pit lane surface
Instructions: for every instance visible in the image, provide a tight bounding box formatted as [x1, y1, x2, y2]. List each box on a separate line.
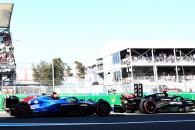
[0, 112, 195, 130]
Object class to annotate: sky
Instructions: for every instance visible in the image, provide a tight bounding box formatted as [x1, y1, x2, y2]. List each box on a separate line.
[1, 0, 195, 68]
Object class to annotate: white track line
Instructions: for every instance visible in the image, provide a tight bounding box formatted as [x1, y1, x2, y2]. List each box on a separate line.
[0, 120, 195, 127]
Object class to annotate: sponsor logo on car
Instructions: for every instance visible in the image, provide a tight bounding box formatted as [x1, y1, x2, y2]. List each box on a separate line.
[169, 102, 182, 105]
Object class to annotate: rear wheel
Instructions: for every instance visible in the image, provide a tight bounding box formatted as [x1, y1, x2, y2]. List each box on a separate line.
[14, 102, 31, 118]
[96, 101, 111, 116]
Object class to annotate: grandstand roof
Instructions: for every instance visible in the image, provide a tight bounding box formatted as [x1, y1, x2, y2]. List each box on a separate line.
[0, 3, 14, 28]
[98, 40, 195, 58]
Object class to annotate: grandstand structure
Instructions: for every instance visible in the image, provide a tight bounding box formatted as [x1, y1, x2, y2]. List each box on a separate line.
[0, 3, 16, 87]
[96, 40, 195, 93]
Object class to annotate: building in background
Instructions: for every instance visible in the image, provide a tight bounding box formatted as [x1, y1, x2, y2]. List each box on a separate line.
[0, 3, 16, 87]
[96, 40, 195, 93]
[85, 64, 103, 85]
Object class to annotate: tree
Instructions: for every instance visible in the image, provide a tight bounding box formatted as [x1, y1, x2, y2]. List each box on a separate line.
[74, 61, 86, 78]
[32, 61, 52, 85]
[32, 58, 65, 86]
[52, 58, 65, 85]
[64, 64, 73, 77]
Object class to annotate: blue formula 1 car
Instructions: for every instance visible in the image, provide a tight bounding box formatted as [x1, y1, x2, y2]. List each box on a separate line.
[4, 95, 112, 118]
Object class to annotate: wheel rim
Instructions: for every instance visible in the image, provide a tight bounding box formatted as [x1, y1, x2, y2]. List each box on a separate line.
[17, 105, 29, 115]
[144, 100, 156, 113]
[100, 104, 107, 112]
[98, 103, 110, 115]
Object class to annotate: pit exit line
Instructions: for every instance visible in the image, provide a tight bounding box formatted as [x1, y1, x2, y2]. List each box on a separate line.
[0, 120, 195, 127]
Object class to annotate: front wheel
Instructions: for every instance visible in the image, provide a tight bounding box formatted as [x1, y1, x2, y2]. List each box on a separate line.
[139, 99, 157, 114]
[96, 101, 111, 116]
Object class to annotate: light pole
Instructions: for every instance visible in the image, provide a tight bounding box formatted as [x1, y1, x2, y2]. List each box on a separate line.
[52, 60, 55, 92]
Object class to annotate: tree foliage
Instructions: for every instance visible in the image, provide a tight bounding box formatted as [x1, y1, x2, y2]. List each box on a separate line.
[64, 64, 73, 77]
[32, 58, 65, 86]
[74, 61, 86, 78]
[53, 58, 65, 85]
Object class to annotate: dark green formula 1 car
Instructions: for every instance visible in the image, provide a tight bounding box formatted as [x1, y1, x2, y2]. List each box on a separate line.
[114, 92, 195, 114]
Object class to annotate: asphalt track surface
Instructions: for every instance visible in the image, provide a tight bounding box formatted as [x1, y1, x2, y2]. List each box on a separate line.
[0, 112, 195, 130]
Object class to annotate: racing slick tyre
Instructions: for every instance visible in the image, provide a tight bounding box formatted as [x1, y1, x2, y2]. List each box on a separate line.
[139, 99, 157, 114]
[14, 102, 31, 118]
[139, 99, 146, 113]
[96, 100, 111, 116]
